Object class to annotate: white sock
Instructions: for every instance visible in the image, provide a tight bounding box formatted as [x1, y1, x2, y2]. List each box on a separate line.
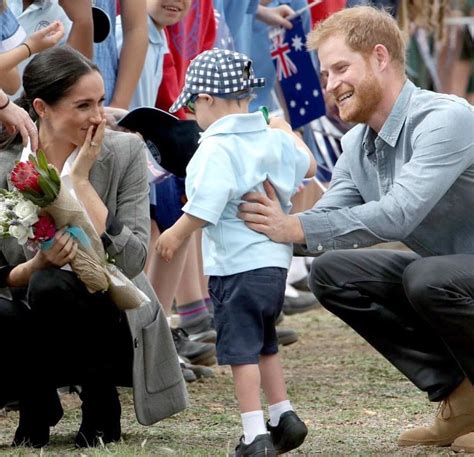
[241, 410, 267, 444]
[287, 257, 308, 284]
[268, 400, 293, 427]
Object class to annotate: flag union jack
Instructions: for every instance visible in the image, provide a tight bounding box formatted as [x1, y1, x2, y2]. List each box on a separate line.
[271, 33, 297, 80]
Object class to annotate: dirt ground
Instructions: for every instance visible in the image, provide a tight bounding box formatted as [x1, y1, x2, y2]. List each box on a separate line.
[0, 307, 458, 456]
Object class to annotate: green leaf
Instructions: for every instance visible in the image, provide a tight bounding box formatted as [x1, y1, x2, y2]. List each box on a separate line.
[37, 150, 49, 172]
[38, 176, 56, 203]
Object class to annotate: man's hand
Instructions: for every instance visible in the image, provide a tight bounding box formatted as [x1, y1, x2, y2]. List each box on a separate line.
[156, 228, 185, 263]
[0, 93, 38, 150]
[238, 180, 306, 243]
[256, 5, 294, 29]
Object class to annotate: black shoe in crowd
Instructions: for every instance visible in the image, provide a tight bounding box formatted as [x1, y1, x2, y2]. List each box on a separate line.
[172, 327, 216, 365]
[276, 327, 299, 346]
[180, 315, 217, 343]
[282, 290, 319, 316]
[267, 411, 308, 454]
[229, 433, 277, 457]
[291, 275, 311, 292]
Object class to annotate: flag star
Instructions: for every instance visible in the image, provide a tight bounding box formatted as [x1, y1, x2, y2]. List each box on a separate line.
[313, 89, 319, 97]
[295, 83, 302, 91]
[291, 35, 304, 52]
[290, 100, 296, 108]
[299, 108, 306, 116]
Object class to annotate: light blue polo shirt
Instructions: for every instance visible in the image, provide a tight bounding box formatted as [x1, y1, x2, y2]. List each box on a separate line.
[0, 6, 26, 52]
[183, 112, 310, 276]
[116, 14, 168, 110]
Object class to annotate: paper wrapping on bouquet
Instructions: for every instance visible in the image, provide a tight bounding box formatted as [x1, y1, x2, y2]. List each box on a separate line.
[43, 185, 110, 293]
[43, 186, 150, 310]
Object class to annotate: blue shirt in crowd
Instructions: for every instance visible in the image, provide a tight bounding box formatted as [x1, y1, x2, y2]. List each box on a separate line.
[298, 80, 474, 256]
[183, 112, 309, 276]
[0, 5, 25, 52]
[116, 14, 168, 110]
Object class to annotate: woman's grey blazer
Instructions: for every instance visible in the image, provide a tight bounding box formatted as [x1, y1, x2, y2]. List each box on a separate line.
[0, 130, 188, 425]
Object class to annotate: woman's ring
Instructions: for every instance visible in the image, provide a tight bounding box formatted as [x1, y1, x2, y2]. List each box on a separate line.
[90, 141, 98, 147]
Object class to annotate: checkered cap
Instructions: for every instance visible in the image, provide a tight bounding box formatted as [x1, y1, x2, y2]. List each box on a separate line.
[169, 48, 265, 113]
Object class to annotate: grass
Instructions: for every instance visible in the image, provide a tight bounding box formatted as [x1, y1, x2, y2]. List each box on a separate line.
[0, 308, 457, 456]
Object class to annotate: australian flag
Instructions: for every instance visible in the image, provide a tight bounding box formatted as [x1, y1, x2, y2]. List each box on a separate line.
[270, 16, 325, 129]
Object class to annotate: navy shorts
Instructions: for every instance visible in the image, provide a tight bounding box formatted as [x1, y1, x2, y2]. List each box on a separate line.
[149, 175, 185, 231]
[209, 267, 287, 366]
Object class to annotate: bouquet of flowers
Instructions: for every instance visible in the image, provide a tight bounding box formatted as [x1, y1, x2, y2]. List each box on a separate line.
[0, 190, 58, 248]
[7, 151, 149, 310]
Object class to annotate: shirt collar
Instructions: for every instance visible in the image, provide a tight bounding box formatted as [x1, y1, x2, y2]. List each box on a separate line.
[199, 112, 267, 143]
[148, 16, 167, 46]
[361, 79, 415, 154]
[377, 79, 414, 147]
[20, 144, 79, 180]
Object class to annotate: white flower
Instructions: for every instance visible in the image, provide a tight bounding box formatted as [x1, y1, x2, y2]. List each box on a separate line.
[14, 200, 39, 227]
[9, 223, 33, 245]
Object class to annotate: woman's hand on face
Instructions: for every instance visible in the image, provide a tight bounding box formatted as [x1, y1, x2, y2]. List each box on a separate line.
[70, 119, 106, 182]
[33, 229, 78, 269]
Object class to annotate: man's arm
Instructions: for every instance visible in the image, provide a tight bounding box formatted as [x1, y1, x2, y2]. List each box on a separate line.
[59, 0, 93, 59]
[239, 180, 306, 244]
[110, 0, 148, 108]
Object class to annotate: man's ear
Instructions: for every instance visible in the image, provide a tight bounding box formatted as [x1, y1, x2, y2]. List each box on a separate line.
[373, 44, 390, 71]
[32, 98, 48, 119]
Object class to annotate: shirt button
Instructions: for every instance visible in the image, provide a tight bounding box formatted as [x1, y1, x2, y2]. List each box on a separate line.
[353, 243, 359, 249]
[317, 244, 323, 251]
[134, 337, 139, 348]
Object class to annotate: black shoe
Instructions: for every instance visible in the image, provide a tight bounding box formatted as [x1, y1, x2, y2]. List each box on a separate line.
[283, 290, 319, 316]
[291, 275, 311, 292]
[229, 434, 277, 457]
[12, 422, 50, 448]
[181, 316, 217, 343]
[11, 385, 61, 448]
[181, 363, 197, 383]
[172, 328, 216, 365]
[267, 411, 308, 454]
[75, 384, 121, 448]
[276, 327, 298, 346]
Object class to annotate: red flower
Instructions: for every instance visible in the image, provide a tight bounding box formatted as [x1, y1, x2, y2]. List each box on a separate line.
[32, 214, 56, 241]
[11, 161, 42, 193]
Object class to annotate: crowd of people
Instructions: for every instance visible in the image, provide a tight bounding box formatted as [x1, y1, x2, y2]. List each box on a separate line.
[0, 0, 473, 455]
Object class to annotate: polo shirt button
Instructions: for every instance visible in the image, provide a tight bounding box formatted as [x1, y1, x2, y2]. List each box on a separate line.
[317, 244, 323, 251]
[353, 243, 359, 249]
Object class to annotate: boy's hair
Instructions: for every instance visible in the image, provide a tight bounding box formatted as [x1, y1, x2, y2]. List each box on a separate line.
[307, 6, 407, 71]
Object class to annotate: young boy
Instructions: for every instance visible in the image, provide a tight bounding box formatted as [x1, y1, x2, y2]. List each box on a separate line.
[157, 48, 316, 456]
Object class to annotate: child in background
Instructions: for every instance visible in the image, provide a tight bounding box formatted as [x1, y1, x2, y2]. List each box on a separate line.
[116, 0, 191, 110]
[157, 48, 315, 456]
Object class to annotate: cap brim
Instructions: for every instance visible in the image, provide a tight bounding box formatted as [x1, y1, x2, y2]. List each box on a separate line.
[117, 107, 201, 177]
[92, 6, 111, 43]
[169, 88, 193, 113]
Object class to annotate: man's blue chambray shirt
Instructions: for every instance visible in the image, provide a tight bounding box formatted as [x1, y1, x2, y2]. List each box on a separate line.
[298, 80, 474, 257]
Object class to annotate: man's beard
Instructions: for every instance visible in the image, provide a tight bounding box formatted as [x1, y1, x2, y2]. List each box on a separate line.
[337, 69, 383, 125]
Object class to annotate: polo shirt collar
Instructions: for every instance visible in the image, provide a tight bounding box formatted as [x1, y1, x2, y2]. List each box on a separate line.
[199, 112, 267, 143]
